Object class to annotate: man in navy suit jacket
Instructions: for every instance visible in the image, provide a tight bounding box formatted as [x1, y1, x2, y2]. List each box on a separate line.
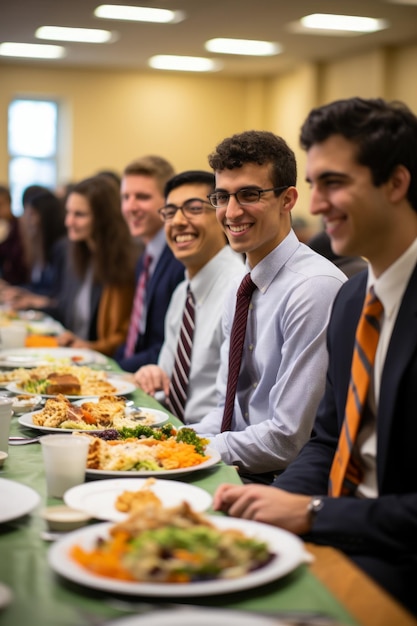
[115, 156, 184, 372]
[213, 97, 417, 616]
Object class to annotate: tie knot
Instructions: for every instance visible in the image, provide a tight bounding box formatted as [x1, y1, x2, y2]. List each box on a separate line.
[238, 273, 257, 299]
[144, 254, 153, 270]
[364, 287, 383, 318]
[186, 285, 195, 305]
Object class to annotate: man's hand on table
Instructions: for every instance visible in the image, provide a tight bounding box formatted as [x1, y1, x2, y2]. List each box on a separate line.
[134, 364, 170, 397]
[214, 483, 313, 535]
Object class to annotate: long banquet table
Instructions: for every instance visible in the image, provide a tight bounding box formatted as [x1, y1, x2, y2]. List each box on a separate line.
[0, 379, 416, 626]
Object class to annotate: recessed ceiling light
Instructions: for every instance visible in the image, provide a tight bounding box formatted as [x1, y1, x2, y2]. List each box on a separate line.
[94, 4, 185, 24]
[36, 26, 114, 44]
[0, 42, 65, 59]
[289, 13, 388, 36]
[205, 38, 281, 56]
[148, 55, 222, 72]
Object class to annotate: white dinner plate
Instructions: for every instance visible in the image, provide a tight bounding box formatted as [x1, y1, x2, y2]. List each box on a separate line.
[0, 347, 108, 368]
[48, 516, 309, 597]
[73, 399, 169, 428]
[25, 319, 64, 336]
[0, 478, 41, 523]
[7, 377, 137, 399]
[64, 478, 212, 521]
[104, 608, 285, 626]
[17, 401, 158, 433]
[85, 446, 221, 479]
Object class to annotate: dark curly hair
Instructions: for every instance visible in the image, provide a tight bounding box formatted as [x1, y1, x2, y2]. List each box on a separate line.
[208, 130, 297, 189]
[300, 97, 417, 213]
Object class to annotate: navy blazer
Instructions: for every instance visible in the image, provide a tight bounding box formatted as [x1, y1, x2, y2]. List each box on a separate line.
[276, 266, 417, 613]
[116, 245, 184, 372]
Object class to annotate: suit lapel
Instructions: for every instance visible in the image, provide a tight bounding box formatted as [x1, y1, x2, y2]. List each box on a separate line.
[377, 263, 417, 486]
[145, 246, 171, 304]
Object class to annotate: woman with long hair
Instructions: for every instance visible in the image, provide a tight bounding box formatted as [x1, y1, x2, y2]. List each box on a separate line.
[54, 174, 137, 356]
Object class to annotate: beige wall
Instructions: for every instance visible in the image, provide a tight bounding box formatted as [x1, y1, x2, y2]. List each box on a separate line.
[1, 40, 416, 224]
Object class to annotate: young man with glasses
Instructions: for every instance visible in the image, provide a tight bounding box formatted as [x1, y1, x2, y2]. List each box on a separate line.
[192, 130, 346, 484]
[133, 170, 243, 424]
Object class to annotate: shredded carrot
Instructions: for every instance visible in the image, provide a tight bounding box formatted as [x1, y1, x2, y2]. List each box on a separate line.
[70, 531, 135, 581]
[156, 440, 209, 469]
[81, 409, 97, 425]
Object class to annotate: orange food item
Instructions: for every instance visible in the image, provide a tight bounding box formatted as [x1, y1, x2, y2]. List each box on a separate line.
[25, 336, 59, 348]
[81, 409, 97, 425]
[70, 531, 135, 581]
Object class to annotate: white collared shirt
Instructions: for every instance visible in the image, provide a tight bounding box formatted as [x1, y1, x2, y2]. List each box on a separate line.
[158, 246, 244, 424]
[193, 230, 347, 475]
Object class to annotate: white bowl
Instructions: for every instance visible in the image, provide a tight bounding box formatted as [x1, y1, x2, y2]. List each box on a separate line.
[11, 394, 42, 414]
[40, 505, 91, 532]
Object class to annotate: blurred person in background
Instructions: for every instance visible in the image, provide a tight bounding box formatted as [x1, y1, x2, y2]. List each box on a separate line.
[46, 174, 137, 356]
[308, 227, 368, 278]
[1, 189, 67, 308]
[115, 156, 185, 372]
[291, 215, 317, 243]
[0, 185, 28, 288]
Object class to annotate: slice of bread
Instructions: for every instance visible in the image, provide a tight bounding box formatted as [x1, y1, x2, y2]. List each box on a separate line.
[45, 373, 81, 395]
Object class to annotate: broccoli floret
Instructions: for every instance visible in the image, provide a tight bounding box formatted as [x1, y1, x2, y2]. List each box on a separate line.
[175, 428, 208, 455]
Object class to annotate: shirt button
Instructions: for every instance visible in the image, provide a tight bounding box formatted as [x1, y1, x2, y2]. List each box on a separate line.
[249, 344, 254, 351]
[253, 382, 258, 389]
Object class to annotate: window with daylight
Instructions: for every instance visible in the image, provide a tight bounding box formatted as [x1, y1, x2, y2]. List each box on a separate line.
[8, 99, 59, 216]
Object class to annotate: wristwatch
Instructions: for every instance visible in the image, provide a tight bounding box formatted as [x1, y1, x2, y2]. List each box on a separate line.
[307, 496, 324, 524]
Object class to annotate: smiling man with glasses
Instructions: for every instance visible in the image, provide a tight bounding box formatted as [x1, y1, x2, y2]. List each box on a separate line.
[192, 130, 347, 484]
[134, 170, 243, 424]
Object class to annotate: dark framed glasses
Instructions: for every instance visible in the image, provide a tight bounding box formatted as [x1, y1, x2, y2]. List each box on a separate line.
[207, 186, 289, 208]
[158, 198, 215, 221]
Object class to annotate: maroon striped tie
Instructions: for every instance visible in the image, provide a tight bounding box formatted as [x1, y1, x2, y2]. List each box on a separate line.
[221, 273, 257, 432]
[168, 286, 195, 422]
[124, 254, 152, 358]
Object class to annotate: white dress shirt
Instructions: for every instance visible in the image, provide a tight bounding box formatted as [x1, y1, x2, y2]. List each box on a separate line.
[158, 246, 244, 424]
[193, 230, 347, 476]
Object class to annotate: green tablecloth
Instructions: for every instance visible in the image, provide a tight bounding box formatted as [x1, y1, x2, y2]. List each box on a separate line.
[0, 386, 358, 626]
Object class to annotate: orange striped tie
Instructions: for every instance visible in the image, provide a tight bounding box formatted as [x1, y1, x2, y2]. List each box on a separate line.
[329, 287, 383, 497]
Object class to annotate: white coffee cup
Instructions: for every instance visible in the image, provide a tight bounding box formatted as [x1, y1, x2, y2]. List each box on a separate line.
[40, 435, 90, 498]
[0, 323, 27, 350]
[0, 397, 13, 452]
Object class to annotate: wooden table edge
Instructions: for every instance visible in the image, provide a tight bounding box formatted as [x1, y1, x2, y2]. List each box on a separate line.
[305, 543, 417, 626]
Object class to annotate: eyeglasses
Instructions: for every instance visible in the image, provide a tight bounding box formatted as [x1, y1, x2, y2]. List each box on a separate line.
[207, 186, 289, 208]
[158, 198, 215, 221]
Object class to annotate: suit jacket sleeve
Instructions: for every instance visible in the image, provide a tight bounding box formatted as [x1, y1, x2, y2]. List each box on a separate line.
[275, 270, 417, 559]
